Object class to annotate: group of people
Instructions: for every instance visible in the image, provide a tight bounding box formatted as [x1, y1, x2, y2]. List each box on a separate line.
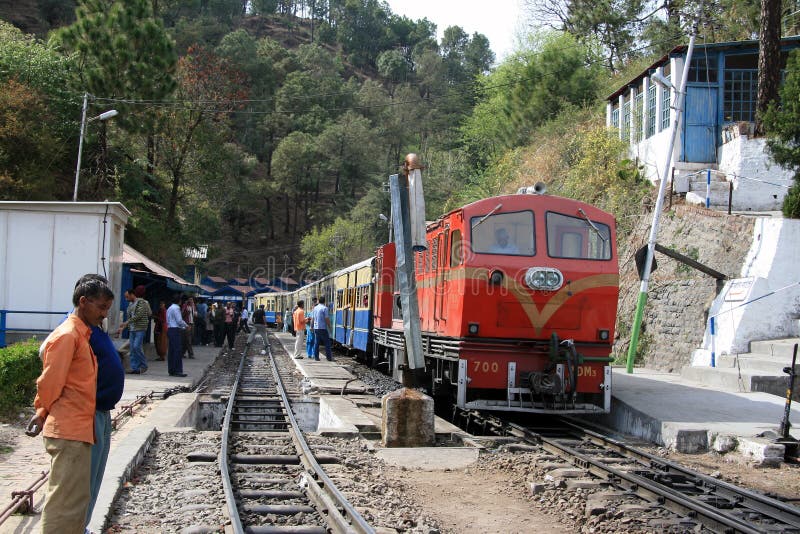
[287, 297, 333, 362]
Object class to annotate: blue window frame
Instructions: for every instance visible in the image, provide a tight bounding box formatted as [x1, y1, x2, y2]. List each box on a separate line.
[646, 83, 657, 137]
[724, 69, 757, 122]
[611, 106, 620, 129]
[660, 76, 671, 130]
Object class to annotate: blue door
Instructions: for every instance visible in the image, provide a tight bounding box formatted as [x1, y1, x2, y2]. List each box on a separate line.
[682, 86, 718, 163]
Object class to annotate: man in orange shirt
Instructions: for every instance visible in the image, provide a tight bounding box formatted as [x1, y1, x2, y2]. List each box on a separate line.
[293, 301, 307, 359]
[26, 276, 114, 533]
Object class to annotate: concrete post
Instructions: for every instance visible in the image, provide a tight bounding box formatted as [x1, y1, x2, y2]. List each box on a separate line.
[381, 387, 435, 447]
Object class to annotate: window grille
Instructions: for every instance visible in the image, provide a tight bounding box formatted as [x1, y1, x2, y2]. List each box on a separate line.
[660, 77, 671, 130]
[647, 83, 657, 137]
[634, 92, 644, 142]
[724, 69, 757, 122]
[622, 101, 631, 143]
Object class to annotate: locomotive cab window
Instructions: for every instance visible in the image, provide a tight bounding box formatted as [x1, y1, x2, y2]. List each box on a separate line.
[546, 211, 612, 260]
[470, 211, 534, 256]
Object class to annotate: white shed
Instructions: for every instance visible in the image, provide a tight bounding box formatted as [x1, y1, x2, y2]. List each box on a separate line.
[0, 201, 129, 345]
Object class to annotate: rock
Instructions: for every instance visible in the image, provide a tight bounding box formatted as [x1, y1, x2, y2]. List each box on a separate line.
[529, 482, 548, 495]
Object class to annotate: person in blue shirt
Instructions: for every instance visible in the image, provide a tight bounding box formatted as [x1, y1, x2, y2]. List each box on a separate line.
[166, 293, 188, 377]
[71, 274, 125, 530]
[311, 296, 333, 361]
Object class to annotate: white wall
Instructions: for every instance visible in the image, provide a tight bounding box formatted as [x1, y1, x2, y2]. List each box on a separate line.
[631, 128, 676, 184]
[0, 202, 129, 334]
[693, 217, 800, 363]
[718, 136, 794, 211]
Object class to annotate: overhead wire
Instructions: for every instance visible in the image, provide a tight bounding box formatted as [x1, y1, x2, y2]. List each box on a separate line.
[77, 31, 690, 117]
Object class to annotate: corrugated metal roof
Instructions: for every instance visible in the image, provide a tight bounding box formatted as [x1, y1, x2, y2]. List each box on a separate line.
[123, 244, 198, 291]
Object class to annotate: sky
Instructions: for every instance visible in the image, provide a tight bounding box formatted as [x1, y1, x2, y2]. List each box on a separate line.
[384, 0, 525, 62]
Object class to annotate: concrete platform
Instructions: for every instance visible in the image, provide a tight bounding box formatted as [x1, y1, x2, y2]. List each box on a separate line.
[588, 367, 800, 465]
[0, 341, 224, 534]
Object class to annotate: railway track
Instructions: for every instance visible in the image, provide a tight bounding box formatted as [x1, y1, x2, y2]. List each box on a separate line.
[221, 333, 375, 534]
[455, 409, 800, 534]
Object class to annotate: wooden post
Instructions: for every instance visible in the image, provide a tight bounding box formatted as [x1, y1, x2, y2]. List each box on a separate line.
[389, 173, 426, 385]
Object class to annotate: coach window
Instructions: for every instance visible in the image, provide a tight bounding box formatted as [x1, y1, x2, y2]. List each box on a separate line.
[470, 211, 534, 256]
[450, 229, 463, 266]
[546, 211, 612, 260]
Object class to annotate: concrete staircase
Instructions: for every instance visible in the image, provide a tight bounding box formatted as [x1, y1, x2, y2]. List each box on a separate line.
[681, 338, 800, 400]
[684, 171, 732, 209]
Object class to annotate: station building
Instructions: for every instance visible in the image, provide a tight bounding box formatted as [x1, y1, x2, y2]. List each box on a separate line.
[606, 36, 800, 210]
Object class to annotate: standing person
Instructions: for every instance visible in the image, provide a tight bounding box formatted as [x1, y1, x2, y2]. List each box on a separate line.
[26, 276, 114, 533]
[247, 304, 268, 349]
[238, 306, 250, 333]
[312, 296, 333, 362]
[181, 296, 195, 359]
[154, 301, 167, 360]
[212, 302, 225, 347]
[195, 299, 208, 345]
[283, 309, 291, 333]
[224, 302, 237, 350]
[117, 285, 151, 374]
[166, 293, 188, 377]
[293, 301, 307, 359]
[204, 302, 214, 346]
[305, 297, 317, 358]
[67, 275, 125, 530]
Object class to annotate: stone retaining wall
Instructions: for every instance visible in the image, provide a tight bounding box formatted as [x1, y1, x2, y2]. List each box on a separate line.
[614, 202, 756, 372]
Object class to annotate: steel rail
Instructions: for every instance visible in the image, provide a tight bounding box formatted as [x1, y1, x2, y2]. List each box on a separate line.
[264, 336, 375, 534]
[558, 418, 800, 530]
[505, 420, 780, 534]
[220, 349, 247, 534]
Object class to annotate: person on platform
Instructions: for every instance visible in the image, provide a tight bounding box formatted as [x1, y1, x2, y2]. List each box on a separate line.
[195, 298, 208, 345]
[26, 276, 114, 533]
[166, 293, 188, 377]
[67, 274, 126, 530]
[211, 303, 225, 347]
[181, 296, 196, 359]
[154, 300, 167, 360]
[311, 296, 333, 362]
[117, 285, 151, 374]
[305, 297, 317, 358]
[293, 301, 307, 359]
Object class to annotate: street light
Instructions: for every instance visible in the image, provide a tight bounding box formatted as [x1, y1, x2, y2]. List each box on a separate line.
[378, 213, 392, 243]
[73, 92, 118, 202]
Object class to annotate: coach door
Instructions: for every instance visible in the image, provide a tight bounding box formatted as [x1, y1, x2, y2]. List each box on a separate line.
[433, 231, 446, 330]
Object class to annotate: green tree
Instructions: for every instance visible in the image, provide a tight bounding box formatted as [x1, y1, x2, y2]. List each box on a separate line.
[763, 49, 800, 218]
[56, 0, 177, 112]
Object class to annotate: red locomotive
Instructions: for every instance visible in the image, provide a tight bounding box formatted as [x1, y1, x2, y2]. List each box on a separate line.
[372, 187, 618, 414]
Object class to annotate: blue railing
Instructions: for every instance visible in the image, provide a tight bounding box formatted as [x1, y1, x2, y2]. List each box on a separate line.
[0, 310, 67, 348]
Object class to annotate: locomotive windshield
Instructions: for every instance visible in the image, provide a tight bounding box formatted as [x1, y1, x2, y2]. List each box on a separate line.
[470, 210, 534, 256]
[546, 211, 612, 260]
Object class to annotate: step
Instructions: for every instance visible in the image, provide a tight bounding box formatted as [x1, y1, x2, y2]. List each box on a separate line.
[680, 365, 799, 401]
[716, 354, 800, 374]
[749, 338, 800, 359]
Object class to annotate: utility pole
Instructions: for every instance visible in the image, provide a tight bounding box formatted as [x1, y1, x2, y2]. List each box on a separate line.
[626, 34, 696, 373]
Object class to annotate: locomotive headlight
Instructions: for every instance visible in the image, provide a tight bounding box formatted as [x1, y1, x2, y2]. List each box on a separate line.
[525, 267, 564, 290]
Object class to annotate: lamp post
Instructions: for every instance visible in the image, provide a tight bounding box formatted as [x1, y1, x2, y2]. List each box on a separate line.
[73, 92, 118, 202]
[378, 213, 392, 243]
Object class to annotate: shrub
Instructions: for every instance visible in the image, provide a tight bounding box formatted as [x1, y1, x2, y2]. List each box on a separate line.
[0, 340, 41, 416]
